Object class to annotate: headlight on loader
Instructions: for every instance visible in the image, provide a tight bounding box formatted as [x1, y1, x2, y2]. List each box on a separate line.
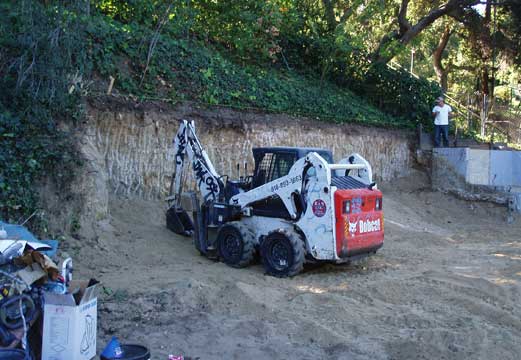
[375, 197, 382, 211]
[343, 200, 351, 214]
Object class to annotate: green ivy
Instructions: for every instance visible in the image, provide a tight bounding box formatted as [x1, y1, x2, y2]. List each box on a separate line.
[86, 14, 406, 127]
[0, 1, 84, 230]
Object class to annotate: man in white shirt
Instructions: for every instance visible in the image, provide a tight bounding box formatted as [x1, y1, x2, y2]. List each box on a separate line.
[432, 96, 452, 147]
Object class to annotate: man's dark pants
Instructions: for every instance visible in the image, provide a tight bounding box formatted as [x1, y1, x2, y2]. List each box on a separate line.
[434, 124, 449, 147]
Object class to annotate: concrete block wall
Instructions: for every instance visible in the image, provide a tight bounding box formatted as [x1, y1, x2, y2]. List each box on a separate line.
[489, 151, 513, 187]
[433, 148, 521, 188]
[432, 147, 521, 211]
[433, 148, 467, 179]
[513, 152, 521, 186]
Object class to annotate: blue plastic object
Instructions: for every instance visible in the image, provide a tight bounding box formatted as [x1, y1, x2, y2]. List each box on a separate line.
[101, 336, 124, 359]
[0, 221, 39, 241]
[0, 221, 58, 257]
[102, 344, 151, 360]
[43, 280, 67, 294]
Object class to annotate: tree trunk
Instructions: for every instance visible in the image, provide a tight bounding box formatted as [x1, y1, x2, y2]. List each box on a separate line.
[322, 0, 363, 33]
[481, 67, 489, 95]
[483, 0, 492, 96]
[371, 32, 398, 64]
[480, 0, 491, 137]
[433, 26, 452, 91]
[322, 0, 337, 32]
[440, 72, 448, 92]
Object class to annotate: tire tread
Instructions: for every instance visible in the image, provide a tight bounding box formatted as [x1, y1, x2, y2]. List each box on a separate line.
[218, 221, 255, 268]
[261, 229, 305, 277]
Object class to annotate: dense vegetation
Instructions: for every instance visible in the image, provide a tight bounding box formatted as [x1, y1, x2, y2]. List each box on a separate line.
[89, 1, 442, 126]
[0, 1, 85, 228]
[1, 0, 520, 229]
[88, 15, 410, 126]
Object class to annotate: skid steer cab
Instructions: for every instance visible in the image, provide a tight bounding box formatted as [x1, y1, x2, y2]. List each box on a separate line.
[166, 120, 384, 277]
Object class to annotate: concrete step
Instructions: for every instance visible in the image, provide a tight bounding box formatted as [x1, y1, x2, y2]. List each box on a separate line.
[419, 132, 457, 150]
[418, 128, 489, 150]
[454, 138, 489, 149]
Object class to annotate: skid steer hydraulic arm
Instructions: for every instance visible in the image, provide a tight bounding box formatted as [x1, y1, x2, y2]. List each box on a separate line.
[166, 120, 224, 235]
[169, 120, 223, 205]
[230, 152, 371, 220]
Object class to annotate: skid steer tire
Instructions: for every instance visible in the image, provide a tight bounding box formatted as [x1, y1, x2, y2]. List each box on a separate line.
[260, 230, 305, 277]
[217, 222, 255, 268]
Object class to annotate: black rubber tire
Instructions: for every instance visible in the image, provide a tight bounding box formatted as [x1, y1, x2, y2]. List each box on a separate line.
[260, 229, 305, 277]
[217, 222, 255, 268]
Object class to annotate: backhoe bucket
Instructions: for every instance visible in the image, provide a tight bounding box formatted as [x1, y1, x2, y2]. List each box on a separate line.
[166, 207, 194, 236]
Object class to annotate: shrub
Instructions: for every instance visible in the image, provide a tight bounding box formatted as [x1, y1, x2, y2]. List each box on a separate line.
[0, 1, 83, 228]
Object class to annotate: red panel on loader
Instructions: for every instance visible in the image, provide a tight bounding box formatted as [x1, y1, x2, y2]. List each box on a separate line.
[334, 188, 384, 258]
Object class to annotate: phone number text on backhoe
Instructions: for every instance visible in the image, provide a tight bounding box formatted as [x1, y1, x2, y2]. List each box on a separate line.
[270, 175, 302, 192]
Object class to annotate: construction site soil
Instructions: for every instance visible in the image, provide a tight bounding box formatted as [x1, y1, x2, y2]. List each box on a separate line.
[71, 170, 521, 360]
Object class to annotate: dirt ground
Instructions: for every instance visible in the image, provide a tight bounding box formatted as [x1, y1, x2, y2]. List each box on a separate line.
[71, 170, 521, 360]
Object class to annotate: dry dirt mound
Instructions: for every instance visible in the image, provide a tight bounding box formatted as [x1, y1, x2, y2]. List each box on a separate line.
[69, 170, 521, 359]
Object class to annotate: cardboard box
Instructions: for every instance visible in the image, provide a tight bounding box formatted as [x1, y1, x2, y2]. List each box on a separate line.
[42, 281, 99, 360]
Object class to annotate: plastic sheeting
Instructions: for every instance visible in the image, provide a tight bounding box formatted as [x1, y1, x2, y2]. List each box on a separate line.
[0, 221, 58, 257]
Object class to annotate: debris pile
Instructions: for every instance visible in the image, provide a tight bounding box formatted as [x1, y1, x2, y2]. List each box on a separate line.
[0, 221, 96, 360]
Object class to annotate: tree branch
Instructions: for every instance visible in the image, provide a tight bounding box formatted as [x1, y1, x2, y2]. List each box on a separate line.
[339, 0, 365, 24]
[401, 0, 479, 44]
[448, 0, 517, 60]
[139, 4, 172, 87]
[398, 0, 412, 35]
[372, 0, 480, 64]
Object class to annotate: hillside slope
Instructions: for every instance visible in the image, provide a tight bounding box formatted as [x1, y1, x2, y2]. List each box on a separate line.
[88, 15, 406, 128]
[1, 2, 421, 226]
